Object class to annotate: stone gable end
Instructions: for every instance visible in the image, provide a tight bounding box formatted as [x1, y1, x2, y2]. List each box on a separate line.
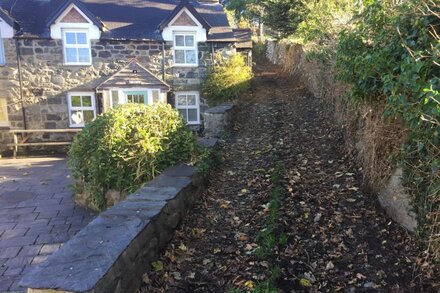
[60, 8, 89, 23]
[171, 11, 197, 26]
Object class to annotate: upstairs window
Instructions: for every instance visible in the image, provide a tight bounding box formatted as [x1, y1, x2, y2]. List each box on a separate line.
[63, 30, 91, 65]
[173, 33, 197, 66]
[175, 92, 200, 124]
[68, 92, 96, 127]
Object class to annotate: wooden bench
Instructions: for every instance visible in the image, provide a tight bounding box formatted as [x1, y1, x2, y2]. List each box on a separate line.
[7, 129, 81, 158]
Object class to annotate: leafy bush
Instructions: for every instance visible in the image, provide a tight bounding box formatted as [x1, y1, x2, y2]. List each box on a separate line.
[202, 54, 253, 106]
[68, 103, 201, 210]
[336, 0, 440, 256]
[253, 41, 267, 61]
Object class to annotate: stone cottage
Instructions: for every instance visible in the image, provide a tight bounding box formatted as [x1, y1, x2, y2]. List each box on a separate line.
[0, 0, 250, 153]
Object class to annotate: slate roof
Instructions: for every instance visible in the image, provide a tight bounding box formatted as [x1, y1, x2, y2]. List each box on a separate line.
[0, 6, 16, 28]
[0, 0, 234, 42]
[96, 60, 170, 90]
[233, 28, 252, 49]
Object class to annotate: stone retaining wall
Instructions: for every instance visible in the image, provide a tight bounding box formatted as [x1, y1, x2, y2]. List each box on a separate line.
[202, 103, 235, 138]
[19, 163, 206, 293]
[266, 41, 417, 231]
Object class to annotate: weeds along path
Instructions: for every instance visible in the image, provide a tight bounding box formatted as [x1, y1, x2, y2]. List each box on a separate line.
[139, 62, 434, 292]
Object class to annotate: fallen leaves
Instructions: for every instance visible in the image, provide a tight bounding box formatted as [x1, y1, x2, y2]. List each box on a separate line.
[244, 280, 255, 289]
[138, 62, 435, 293]
[299, 277, 312, 288]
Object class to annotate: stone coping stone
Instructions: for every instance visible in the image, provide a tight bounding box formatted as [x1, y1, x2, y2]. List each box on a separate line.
[197, 137, 219, 149]
[20, 163, 202, 293]
[204, 103, 234, 114]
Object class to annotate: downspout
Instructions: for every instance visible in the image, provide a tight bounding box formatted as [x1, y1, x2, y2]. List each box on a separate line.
[211, 42, 215, 68]
[161, 41, 165, 82]
[15, 38, 26, 130]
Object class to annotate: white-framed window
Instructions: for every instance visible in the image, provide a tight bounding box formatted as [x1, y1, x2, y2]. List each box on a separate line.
[109, 89, 164, 108]
[62, 30, 91, 65]
[152, 89, 161, 103]
[0, 97, 9, 127]
[0, 30, 5, 66]
[173, 32, 197, 66]
[175, 91, 200, 124]
[110, 90, 120, 108]
[68, 92, 96, 127]
[125, 91, 147, 104]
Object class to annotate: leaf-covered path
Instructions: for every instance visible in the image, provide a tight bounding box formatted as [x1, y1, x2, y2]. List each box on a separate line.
[140, 63, 435, 292]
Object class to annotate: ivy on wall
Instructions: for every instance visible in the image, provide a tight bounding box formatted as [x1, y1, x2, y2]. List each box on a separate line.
[335, 1, 439, 255]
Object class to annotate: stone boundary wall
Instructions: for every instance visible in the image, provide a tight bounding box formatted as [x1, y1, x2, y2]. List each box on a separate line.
[202, 103, 236, 138]
[19, 163, 207, 293]
[266, 41, 417, 231]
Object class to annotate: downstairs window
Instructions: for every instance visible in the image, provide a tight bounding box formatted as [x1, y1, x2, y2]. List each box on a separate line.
[175, 92, 200, 124]
[68, 92, 96, 127]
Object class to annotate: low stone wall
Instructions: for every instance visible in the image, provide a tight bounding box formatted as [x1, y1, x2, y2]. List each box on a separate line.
[202, 103, 235, 138]
[20, 163, 206, 293]
[266, 41, 417, 231]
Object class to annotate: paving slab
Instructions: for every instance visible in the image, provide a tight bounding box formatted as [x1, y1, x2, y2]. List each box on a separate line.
[0, 157, 96, 292]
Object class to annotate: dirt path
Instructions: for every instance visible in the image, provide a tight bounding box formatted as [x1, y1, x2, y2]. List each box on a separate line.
[140, 63, 435, 292]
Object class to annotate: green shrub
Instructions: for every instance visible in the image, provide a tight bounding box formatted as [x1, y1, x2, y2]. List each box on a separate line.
[68, 103, 200, 210]
[202, 54, 253, 106]
[253, 41, 267, 61]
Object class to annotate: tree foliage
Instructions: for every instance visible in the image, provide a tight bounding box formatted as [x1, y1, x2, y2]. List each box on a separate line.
[261, 0, 307, 38]
[226, 0, 307, 38]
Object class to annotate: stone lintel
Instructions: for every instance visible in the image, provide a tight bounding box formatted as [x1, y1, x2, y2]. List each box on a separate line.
[204, 103, 234, 114]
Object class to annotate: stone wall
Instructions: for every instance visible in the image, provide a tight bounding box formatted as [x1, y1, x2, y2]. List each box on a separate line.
[202, 103, 235, 138]
[0, 38, 232, 152]
[266, 41, 417, 231]
[19, 163, 206, 293]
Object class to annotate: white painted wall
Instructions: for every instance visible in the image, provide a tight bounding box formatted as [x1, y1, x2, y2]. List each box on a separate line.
[0, 18, 14, 38]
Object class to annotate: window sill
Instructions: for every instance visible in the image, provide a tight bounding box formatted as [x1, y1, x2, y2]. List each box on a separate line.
[0, 125, 10, 130]
[172, 64, 198, 68]
[64, 63, 92, 66]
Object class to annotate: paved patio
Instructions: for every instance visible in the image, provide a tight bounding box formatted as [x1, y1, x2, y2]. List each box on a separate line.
[0, 157, 96, 292]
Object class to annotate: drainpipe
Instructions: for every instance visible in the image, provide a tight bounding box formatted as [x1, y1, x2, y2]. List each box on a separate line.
[15, 38, 26, 130]
[161, 42, 165, 82]
[211, 42, 215, 68]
